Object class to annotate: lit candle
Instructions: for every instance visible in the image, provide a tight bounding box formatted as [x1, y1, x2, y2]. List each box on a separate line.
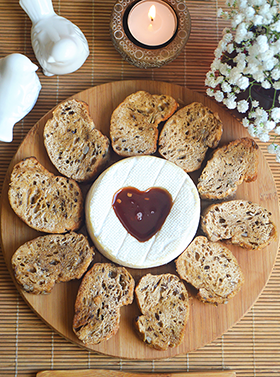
[127, 0, 177, 47]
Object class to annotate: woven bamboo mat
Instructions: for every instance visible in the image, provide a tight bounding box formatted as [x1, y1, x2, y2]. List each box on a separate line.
[1, 0, 280, 376]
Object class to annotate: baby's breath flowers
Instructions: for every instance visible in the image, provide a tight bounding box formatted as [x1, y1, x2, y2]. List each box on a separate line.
[205, 0, 280, 162]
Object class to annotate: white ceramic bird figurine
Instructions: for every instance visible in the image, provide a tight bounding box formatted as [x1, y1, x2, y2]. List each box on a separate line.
[0, 53, 41, 143]
[19, 0, 89, 76]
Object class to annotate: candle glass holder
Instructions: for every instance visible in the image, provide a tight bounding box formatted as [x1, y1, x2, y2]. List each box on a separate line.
[110, 0, 191, 69]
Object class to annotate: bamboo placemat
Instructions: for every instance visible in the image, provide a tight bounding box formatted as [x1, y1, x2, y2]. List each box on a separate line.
[0, 0, 280, 376]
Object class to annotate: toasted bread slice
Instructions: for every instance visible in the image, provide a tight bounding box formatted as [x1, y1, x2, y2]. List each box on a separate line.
[44, 99, 110, 182]
[158, 102, 223, 172]
[135, 273, 189, 350]
[201, 200, 277, 250]
[110, 91, 178, 156]
[176, 236, 244, 305]
[197, 138, 259, 199]
[8, 157, 83, 233]
[73, 263, 135, 345]
[12, 232, 94, 294]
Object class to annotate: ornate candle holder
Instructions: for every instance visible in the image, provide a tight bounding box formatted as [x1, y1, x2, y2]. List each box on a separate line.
[110, 0, 191, 69]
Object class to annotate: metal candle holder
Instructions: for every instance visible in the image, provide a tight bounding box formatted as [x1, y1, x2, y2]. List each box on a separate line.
[110, 0, 191, 69]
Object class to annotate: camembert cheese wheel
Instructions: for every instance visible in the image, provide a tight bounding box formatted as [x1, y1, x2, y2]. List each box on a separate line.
[85, 156, 200, 269]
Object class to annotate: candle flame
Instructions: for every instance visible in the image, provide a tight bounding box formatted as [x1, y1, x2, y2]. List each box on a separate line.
[148, 5, 156, 21]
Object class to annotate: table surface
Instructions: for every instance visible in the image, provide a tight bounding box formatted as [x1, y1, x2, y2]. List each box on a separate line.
[0, 1, 280, 377]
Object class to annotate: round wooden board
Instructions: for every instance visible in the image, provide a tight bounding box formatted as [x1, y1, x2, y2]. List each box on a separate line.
[1, 80, 279, 360]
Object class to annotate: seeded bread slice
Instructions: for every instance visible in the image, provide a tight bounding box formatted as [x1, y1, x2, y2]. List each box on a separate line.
[110, 91, 178, 156]
[197, 138, 259, 199]
[44, 99, 110, 182]
[158, 102, 223, 172]
[201, 200, 277, 250]
[176, 236, 244, 305]
[8, 157, 83, 233]
[73, 263, 135, 345]
[135, 273, 189, 350]
[11, 232, 94, 294]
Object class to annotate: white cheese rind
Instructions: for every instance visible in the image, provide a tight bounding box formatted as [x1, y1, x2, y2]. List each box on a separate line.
[85, 156, 200, 269]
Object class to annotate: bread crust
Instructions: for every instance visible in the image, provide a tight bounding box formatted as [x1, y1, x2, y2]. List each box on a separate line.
[110, 91, 178, 156]
[201, 200, 277, 250]
[197, 137, 259, 199]
[44, 99, 110, 182]
[73, 263, 135, 345]
[8, 157, 83, 233]
[158, 102, 223, 172]
[134, 273, 189, 350]
[176, 236, 244, 305]
[11, 232, 94, 294]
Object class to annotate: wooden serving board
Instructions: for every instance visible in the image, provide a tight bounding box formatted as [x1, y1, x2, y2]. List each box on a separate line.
[36, 369, 236, 377]
[1, 80, 279, 360]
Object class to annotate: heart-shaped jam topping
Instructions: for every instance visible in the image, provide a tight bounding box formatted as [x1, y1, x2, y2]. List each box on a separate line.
[112, 187, 173, 242]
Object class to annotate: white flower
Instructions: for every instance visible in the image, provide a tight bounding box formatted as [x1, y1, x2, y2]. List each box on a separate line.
[259, 132, 270, 142]
[235, 23, 249, 43]
[210, 58, 221, 71]
[271, 20, 280, 32]
[232, 13, 245, 27]
[239, 0, 248, 9]
[219, 63, 231, 76]
[253, 15, 264, 25]
[215, 75, 224, 85]
[236, 58, 246, 71]
[205, 72, 217, 88]
[206, 88, 215, 97]
[234, 52, 246, 64]
[264, 120, 276, 131]
[227, 43, 235, 54]
[255, 108, 268, 122]
[248, 124, 259, 137]
[223, 93, 237, 109]
[217, 38, 228, 53]
[258, 49, 274, 63]
[237, 99, 249, 112]
[272, 68, 280, 81]
[271, 107, 280, 122]
[214, 46, 223, 59]
[267, 143, 279, 154]
[228, 67, 242, 84]
[246, 6, 255, 19]
[221, 81, 232, 93]
[262, 57, 278, 71]
[271, 40, 280, 54]
[214, 91, 224, 102]
[247, 44, 260, 60]
[273, 81, 280, 90]
[256, 35, 269, 53]
[223, 32, 233, 43]
[261, 80, 272, 89]
[242, 117, 250, 127]
[259, 4, 273, 22]
[244, 61, 259, 75]
[252, 70, 265, 82]
[252, 100, 259, 108]
[251, 0, 266, 6]
[205, 0, 280, 162]
[236, 75, 250, 90]
[217, 8, 224, 17]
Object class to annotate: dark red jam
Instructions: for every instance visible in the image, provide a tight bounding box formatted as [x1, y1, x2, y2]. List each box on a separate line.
[112, 187, 173, 242]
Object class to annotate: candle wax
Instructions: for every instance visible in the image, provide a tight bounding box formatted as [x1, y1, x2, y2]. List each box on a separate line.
[127, 0, 177, 47]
